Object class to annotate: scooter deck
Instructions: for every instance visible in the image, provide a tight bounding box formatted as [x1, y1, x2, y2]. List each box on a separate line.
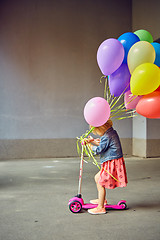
[82, 202, 126, 210]
[68, 196, 127, 213]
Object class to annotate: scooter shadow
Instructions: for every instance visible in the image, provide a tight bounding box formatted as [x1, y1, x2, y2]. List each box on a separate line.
[126, 202, 160, 211]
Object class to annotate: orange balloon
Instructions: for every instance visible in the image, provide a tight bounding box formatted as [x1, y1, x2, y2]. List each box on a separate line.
[136, 91, 160, 118]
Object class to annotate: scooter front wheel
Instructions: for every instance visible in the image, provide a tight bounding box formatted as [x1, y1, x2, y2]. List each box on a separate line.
[69, 200, 82, 213]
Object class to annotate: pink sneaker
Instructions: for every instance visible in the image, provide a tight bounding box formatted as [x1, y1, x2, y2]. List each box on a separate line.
[88, 207, 107, 215]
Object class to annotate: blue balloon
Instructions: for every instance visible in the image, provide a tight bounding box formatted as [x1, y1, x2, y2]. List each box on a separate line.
[118, 32, 140, 63]
[151, 42, 160, 67]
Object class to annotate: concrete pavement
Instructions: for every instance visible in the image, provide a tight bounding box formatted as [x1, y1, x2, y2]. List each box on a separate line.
[0, 157, 160, 240]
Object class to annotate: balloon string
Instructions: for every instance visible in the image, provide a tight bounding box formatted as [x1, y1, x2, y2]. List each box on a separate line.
[77, 129, 125, 183]
[86, 144, 124, 183]
[102, 167, 121, 182]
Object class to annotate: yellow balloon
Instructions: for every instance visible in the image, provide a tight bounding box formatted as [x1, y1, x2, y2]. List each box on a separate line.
[127, 41, 155, 74]
[130, 63, 160, 95]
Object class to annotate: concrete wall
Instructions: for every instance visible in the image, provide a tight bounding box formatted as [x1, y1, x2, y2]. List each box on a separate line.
[133, 116, 160, 158]
[132, 0, 160, 40]
[132, 0, 160, 157]
[0, 0, 132, 159]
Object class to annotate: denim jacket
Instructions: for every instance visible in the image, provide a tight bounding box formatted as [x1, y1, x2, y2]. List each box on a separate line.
[92, 127, 123, 164]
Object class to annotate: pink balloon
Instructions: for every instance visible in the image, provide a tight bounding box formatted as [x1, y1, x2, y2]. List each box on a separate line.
[97, 38, 125, 76]
[124, 90, 142, 109]
[84, 97, 110, 127]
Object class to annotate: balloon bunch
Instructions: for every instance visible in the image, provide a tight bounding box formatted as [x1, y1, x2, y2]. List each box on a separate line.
[77, 30, 160, 170]
[97, 29, 160, 119]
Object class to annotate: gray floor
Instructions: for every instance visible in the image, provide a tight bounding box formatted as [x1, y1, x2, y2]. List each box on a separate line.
[0, 157, 160, 240]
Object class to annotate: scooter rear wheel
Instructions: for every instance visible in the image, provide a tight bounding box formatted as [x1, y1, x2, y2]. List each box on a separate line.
[69, 200, 82, 213]
[119, 202, 127, 209]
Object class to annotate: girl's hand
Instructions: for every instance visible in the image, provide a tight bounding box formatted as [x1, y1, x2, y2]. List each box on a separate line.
[87, 136, 94, 143]
[93, 138, 100, 146]
[81, 136, 94, 145]
[86, 136, 100, 145]
[81, 136, 100, 147]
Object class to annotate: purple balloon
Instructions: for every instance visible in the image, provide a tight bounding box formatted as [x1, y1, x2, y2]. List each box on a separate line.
[97, 38, 124, 76]
[108, 64, 130, 97]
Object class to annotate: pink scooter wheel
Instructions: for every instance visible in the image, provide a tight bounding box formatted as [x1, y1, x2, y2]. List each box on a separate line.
[118, 201, 127, 209]
[69, 201, 82, 213]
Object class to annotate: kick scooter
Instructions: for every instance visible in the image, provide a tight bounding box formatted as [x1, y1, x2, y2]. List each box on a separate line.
[68, 144, 127, 213]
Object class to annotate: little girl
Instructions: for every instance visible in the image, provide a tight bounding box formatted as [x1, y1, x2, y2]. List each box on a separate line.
[86, 119, 128, 215]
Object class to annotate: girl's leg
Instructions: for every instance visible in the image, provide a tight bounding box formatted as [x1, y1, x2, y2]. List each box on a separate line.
[88, 172, 107, 214]
[97, 183, 106, 209]
[88, 181, 106, 214]
[90, 171, 107, 204]
[95, 171, 101, 183]
[95, 171, 106, 207]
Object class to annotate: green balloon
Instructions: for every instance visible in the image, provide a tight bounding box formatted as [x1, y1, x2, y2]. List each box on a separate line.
[134, 29, 153, 43]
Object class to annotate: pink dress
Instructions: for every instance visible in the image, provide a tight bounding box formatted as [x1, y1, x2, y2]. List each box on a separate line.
[98, 157, 128, 189]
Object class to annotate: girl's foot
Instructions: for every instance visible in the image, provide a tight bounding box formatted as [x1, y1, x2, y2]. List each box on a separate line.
[88, 207, 107, 215]
[90, 199, 107, 205]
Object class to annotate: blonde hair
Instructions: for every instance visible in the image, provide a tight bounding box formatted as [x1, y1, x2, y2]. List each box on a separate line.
[90, 119, 113, 136]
